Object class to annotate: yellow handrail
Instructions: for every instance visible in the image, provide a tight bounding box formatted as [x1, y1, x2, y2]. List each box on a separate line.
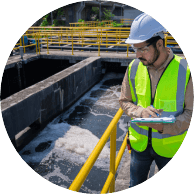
[102, 133, 128, 193]
[69, 108, 124, 192]
[69, 20, 113, 27]
[12, 27, 178, 57]
[120, 18, 133, 25]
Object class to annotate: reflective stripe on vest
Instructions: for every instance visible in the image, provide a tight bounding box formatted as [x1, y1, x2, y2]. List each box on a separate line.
[128, 55, 190, 158]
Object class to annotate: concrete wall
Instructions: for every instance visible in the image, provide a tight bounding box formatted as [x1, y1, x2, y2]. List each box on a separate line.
[64, 3, 79, 26]
[63, 1, 125, 25]
[81, 5, 91, 21]
[113, 7, 123, 17]
[1, 57, 102, 141]
[123, 6, 143, 19]
[2, 58, 74, 100]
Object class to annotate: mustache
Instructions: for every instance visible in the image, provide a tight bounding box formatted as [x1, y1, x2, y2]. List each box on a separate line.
[138, 58, 146, 61]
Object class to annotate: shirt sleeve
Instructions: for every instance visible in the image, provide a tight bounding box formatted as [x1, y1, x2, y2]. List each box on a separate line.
[162, 76, 193, 135]
[119, 67, 144, 118]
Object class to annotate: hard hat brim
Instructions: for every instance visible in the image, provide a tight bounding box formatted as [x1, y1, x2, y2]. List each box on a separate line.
[125, 30, 166, 44]
[125, 37, 147, 44]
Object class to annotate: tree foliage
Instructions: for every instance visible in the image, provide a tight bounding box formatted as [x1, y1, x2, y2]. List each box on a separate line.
[102, 8, 115, 20]
[91, 7, 115, 21]
[40, 14, 49, 26]
[39, 8, 65, 27]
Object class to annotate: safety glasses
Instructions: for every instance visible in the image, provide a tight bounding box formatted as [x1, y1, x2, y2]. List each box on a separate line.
[132, 42, 153, 54]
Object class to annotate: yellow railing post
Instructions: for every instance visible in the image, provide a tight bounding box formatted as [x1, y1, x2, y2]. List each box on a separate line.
[58, 32, 60, 49]
[38, 33, 40, 55]
[47, 34, 49, 54]
[97, 28, 98, 44]
[23, 35, 26, 53]
[67, 28, 68, 42]
[71, 29, 74, 55]
[101, 28, 102, 43]
[79, 30, 81, 43]
[119, 29, 121, 43]
[106, 31, 108, 52]
[61, 28, 62, 48]
[101, 133, 127, 194]
[81, 28, 84, 51]
[98, 41, 100, 56]
[35, 34, 37, 54]
[24, 25, 138, 66]
[109, 125, 117, 193]
[116, 29, 118, 43]
[69, 108, 123, 192]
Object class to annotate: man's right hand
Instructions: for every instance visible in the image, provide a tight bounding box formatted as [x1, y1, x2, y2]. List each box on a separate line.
[141, 106, 163, 118]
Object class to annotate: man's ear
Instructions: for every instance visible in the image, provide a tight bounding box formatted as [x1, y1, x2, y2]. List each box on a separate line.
[156, 39, 163, 49]
[158, 39, 163, 47]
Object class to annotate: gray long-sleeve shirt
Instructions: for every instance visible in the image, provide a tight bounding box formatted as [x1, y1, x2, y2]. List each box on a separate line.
[119, 48, 193, 135]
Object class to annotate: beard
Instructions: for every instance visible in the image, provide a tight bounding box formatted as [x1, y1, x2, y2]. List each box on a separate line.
[139, 48, 160, 66]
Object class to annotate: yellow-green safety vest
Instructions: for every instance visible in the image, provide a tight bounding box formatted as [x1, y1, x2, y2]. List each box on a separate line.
[128, 55, 190, 158]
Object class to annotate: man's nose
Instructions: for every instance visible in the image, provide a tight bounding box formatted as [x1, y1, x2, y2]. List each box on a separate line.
[136, 50, 142, 58]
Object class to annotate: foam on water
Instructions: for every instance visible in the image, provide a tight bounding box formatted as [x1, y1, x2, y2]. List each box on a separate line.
[20, 122, 70, 163]
[20, 123, 110, 167]
[55, 126, 110, 159]
[19, 72, 127, 192]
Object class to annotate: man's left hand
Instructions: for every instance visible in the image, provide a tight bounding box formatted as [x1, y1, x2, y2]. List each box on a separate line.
[136, 122, 164, 133]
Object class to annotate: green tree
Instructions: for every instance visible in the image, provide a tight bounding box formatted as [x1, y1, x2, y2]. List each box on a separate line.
[91, 7, 99, 21]
[39, 7, 65, 27]
[49, 8, 64, 26]
[92, 7, 114, 21]
[57, 8, 64, 16]
[53, 19, 59, 26]
[40, 14, 49, 26]
[77, 19, 85, 26]
[102, 8, 115, 20]
[78, 19, 85, 22]
[92, 7, 99, 14]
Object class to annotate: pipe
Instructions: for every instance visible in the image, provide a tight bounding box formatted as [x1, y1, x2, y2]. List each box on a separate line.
[77, 2, 85, 22]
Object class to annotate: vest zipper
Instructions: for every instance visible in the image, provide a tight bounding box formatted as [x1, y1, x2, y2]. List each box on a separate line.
[147, 68, 152, 145]
[147, 55, 175, 146]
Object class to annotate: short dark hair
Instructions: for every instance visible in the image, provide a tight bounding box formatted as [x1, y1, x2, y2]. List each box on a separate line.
[146, 36, 165, 48]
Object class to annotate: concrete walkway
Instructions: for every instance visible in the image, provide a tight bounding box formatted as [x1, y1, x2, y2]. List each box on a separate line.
[115, 149, 159, 192]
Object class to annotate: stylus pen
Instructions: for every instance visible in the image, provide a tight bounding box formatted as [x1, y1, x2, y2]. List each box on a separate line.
[150, 105, 160, 117]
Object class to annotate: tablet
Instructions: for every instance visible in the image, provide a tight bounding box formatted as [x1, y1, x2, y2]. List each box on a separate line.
[131, 115, 176, 124]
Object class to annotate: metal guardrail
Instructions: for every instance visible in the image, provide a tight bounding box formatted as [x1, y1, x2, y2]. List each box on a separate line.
[120, 18, 133, 25]
[13, 35, 38, 53]
[12, 26, 179, 57]
[26, 26, 131, 36]
[68, 107, 126, 193]
[24, 26, 132, 56]
[70, 20, 113, 27]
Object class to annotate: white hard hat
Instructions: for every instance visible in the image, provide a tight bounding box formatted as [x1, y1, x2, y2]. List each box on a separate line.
[125, 13, 167, 44]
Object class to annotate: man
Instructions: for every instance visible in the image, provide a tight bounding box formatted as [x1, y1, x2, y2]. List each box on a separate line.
[119, 13, 193, 187]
